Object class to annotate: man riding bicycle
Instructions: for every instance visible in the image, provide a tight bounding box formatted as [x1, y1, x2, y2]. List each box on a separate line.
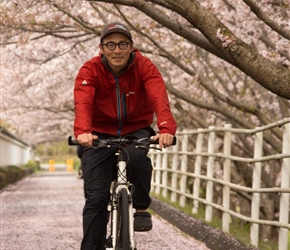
[74, 21, 176, 250]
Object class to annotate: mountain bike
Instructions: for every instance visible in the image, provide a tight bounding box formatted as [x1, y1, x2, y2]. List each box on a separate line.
[68, 135, 175, 250]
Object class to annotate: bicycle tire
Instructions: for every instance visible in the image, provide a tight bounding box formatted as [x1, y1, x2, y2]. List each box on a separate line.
[116, 188, 130, 250]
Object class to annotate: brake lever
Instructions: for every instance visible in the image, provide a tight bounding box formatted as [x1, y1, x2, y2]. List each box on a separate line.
[149, 146, 162, 151]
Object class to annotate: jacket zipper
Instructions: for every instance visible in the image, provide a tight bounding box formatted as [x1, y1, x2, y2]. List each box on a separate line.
[115, 77, 124, 137]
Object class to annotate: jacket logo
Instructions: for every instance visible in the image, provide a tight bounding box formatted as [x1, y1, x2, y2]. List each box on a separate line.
[126, 92, 135, 96]
[82, 80, 87, 85]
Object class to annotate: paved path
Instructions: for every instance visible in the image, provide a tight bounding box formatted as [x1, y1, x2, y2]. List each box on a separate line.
[0, 172, 209, 250]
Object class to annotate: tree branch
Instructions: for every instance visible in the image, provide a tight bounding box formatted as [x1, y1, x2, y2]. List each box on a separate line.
[242, 0, 290, 40]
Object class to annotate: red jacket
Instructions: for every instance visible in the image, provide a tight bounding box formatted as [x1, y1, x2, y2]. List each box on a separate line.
[74, 49, 176, 138]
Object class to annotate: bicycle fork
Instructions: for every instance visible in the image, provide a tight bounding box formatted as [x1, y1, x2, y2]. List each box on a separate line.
[109, 159, 136, 250]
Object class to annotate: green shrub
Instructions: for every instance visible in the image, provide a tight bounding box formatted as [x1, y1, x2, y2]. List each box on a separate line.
[24, 160, 41, 170]
[0, 164, 35, 190]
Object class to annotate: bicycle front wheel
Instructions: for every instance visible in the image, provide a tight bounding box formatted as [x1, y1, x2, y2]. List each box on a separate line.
[116, 188, 130, 250]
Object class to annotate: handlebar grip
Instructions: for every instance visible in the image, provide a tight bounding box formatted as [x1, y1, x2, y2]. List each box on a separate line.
[172, 136, 177, 146]
[68, 136, 80, 146]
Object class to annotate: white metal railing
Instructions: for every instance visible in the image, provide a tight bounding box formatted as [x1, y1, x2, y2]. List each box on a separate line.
[149, 118, 290, 250]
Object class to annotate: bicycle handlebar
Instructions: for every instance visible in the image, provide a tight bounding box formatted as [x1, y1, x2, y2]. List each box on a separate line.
[67, 135, 176, 148]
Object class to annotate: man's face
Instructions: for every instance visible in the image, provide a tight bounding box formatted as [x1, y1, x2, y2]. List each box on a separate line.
[99, 33, 133, 75]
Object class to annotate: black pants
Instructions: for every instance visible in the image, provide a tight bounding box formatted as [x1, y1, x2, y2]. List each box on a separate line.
[80, 128, 153, 250]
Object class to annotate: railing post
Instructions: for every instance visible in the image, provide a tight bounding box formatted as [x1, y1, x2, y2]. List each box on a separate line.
[154, 152, 162, 195]
[162, 149, 168, 198]
[66, 158, 74, 172]
[149, 150, 155, 193]
[192, 130, 203, 214]
[171, 138, 179, 203]
[250, 128, 263, 247]
[206, 126, 215, 222]
[49, 159, 55, 172]
[222, 124, 232, 233]
[278, 122, 290, 250]
[179, 132, 189, 207]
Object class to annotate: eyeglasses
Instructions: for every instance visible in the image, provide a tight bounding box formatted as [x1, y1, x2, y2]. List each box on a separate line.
[102, 41, 131, 51]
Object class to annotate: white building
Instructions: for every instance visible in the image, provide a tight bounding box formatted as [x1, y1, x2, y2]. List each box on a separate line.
[0, 126, 34, 167]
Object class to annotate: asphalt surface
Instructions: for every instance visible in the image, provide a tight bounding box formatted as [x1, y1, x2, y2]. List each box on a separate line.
[0, 172, 209, 250]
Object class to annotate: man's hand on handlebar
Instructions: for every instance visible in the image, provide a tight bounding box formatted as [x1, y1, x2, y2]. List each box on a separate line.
[152, 133, 174, 149]
[77, 133, 98, 147]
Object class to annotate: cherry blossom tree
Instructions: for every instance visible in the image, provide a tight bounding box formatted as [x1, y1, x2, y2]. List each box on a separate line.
[1, 0, 289, 242]
[94, 0, 290, 98]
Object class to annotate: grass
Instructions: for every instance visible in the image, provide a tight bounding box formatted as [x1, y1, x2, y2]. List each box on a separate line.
[150, 192, 282, 250]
